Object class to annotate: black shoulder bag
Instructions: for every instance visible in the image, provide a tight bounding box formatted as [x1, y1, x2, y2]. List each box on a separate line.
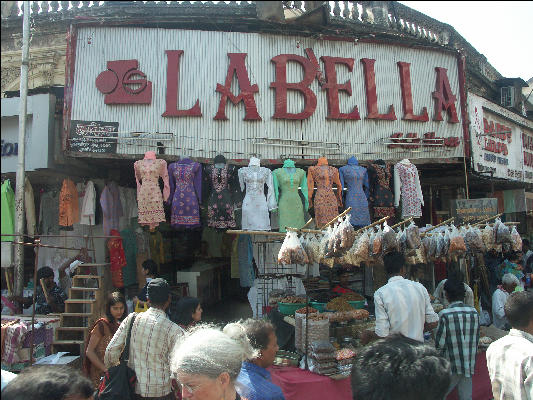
[95, 313, 138, 400]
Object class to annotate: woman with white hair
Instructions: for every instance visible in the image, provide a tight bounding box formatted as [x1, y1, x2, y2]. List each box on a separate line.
[171, 325, 257, 400]
[492, 273, 520, 330]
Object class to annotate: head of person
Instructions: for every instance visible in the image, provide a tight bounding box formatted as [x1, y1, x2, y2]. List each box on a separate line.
[351, 334, 451, 400]
[147, 278, 171, 310]
[383, 251, 406, 276]
[504, 291, 533, 334]
[175, 297, 203, 326]
[501, 273, 520, 293]
[226, 319, 278, 369]
[105, 291, 127, 324]
[171, 325, 257, 400]
[37, 266, 55, 289]
[141, 259, 157, 278]
[523, 239, 530, 253]
[443, 276, 466, 303]
[339, 271, 351, 287]
[2, 365, 93, 400]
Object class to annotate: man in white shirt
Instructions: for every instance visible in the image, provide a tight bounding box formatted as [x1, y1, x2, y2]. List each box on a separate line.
[433, 272, 475, 309]
[486, 291, 533, 400]
[492, 273, 519, 330]
[361, 251, 439, 344]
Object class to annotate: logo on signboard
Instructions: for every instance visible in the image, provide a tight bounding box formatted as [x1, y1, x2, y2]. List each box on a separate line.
[95, 60, 152, 104]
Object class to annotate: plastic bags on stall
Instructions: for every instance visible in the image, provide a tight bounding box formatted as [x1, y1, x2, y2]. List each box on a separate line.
[448, 226, 467, 255]
[301, 235, 315, 264]
[382, 222, 398, 254]
[398, 228, 407, 254]
[494, 218, 512, 244]
[464, 226, 485, 253]
[406, 222, 421, 250]
[353, 230, 371, 260]
[511, 226, 522, 252]
[325, 216, 356, 257]
[319, 226, 334, 259]
[435, 232, 445, 259]
[482, 223, 495, 251]
[278, 231, 309, 265]
[372, 226, 383, 256]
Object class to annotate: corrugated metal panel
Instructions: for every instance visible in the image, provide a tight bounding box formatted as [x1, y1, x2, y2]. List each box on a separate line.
[71, 27, 464, 161]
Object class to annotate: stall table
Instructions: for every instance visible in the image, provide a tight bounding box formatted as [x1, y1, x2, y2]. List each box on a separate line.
[268, 366, 352, 400]
[446, 352, 492, 400]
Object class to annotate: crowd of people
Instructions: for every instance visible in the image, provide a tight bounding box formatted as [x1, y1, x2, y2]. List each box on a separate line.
[1, 249, 532, 399]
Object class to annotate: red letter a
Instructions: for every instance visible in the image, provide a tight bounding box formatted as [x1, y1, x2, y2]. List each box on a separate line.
[214, 53, 261, 121]
[162, 50, 202, 117]
[432, 67, 459, 123]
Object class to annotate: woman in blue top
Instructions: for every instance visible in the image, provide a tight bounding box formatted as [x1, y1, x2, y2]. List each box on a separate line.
[228, 319, 286, 400]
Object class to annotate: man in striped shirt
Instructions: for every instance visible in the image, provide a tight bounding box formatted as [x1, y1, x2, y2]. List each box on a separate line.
[435, 276, 480, 400]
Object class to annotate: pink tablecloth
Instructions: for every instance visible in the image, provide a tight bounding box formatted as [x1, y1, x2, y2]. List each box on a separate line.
[268, 366, 352, 400]
[446, 352, 492, 400]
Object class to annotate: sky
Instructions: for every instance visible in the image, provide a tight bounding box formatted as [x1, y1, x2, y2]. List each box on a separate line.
[400, 1, 533, 82]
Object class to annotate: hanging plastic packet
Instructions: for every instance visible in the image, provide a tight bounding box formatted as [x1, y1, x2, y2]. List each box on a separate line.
[278, 231, 309, 265]
[405, 221, 421, 250]
[464, 225, 485, 253]
[382, 221, 398, 254]
[482, 223, 494, 251]
[510, 226, 522, 252]
[443, 228, 451, 255]
[398, 227, 407, 254]
[435, 232, 444, 259]
[301, 234, 315, 264]
[495, 219, 512, 244]
[327, 215, 356, 257]
[368, 228, 376, 258]
[319, 226, 334, 260]
[353, 230, 371, 261]
[373, 225, 383, 256]
[448, 225, 467, 255]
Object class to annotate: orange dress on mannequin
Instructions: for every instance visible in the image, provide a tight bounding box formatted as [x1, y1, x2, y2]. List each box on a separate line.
[307, 157, 343, 226]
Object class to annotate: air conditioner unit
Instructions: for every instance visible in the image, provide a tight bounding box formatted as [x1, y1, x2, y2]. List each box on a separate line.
[501, 86, 514, 107]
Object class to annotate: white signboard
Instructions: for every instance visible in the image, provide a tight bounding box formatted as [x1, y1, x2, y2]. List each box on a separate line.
[468, 92, 533, 183]
[69, 27, 465, 160]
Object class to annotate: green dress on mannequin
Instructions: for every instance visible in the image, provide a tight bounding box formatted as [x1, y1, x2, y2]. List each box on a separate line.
[272, 159, 309, 232]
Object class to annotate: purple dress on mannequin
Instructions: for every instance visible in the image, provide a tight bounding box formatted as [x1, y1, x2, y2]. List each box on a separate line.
[168, 158, 202, 228]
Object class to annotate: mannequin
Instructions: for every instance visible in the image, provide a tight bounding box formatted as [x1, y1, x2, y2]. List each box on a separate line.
[204, 154, 241, 229]
[367, 159, 395, 219]
[272, 159, 308, 232]
[134, 151, 170, 230]
[394, 158, 423, 218]
[238, 157, 277, 231]
[167, 157, 202, 228]
[339, 156, 370, 227]
[307, 157, 343, 227]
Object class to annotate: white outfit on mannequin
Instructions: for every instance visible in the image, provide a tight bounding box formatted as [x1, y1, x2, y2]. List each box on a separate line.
[238, 157, 277, 230]
[394, 159, 424, 218]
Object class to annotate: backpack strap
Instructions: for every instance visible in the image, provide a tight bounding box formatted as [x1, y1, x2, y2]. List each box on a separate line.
[119, 313, 137, 363]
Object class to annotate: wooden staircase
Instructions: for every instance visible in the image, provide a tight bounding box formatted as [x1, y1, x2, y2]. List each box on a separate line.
[53, 267, 107, 356]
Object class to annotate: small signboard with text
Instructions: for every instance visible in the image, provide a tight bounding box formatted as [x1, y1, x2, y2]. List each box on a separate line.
[69, 120, 119, 153]
[450, 198, 499, 224]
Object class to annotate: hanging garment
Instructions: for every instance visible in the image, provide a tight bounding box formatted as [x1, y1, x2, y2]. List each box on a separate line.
[149, 230, 165, 272]
[238, 157, 277, 231]
[238, 234, 254, 288]
[24, 178, 36, 237]
[59, 178, 79, 227]
[231, 236, 240, 279]
[79, 181, 96, 225]
[134, 158, 170, 229]
[367, 162, 395, 219]
[1, 180, 15, 242]
[119, 186, 138, 221]
[272, 160, 308, 233]
[120, 229, 138, 288]
[39, 190, 60, 235]
[100, 182, 123, 236]
[307, 157, 343, 227]
[107, 229, 126, 288]
[204, 163, 241, 229]
[394, 161, 423, 218]
[339, 157, 371, 227]
[168, 159, 202, 228]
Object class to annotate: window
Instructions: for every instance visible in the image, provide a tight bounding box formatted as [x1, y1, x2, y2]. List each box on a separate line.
[501, 86, 514, 107]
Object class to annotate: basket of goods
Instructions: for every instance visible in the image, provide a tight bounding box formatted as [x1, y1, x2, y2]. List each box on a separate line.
[326, 296, 354, 312]
[278, 296, 307, 315]
[278, 231, 309, 265]
[341, 292, 365, 309]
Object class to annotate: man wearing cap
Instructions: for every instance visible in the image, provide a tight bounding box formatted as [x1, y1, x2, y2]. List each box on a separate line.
[105, 278, 184, 400]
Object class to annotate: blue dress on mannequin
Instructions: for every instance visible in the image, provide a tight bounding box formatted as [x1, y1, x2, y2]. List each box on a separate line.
[339, 156, 371, 227]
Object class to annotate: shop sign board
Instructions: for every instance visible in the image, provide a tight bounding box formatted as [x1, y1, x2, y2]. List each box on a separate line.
[450, 198, 498, 224]
[468, 92, 533, 183]
[69, 27, 465, 160]
[69, 120, 119, 153]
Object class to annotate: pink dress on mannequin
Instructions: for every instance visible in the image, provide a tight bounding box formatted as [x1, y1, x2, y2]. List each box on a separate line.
[134, 151, 170, 229]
